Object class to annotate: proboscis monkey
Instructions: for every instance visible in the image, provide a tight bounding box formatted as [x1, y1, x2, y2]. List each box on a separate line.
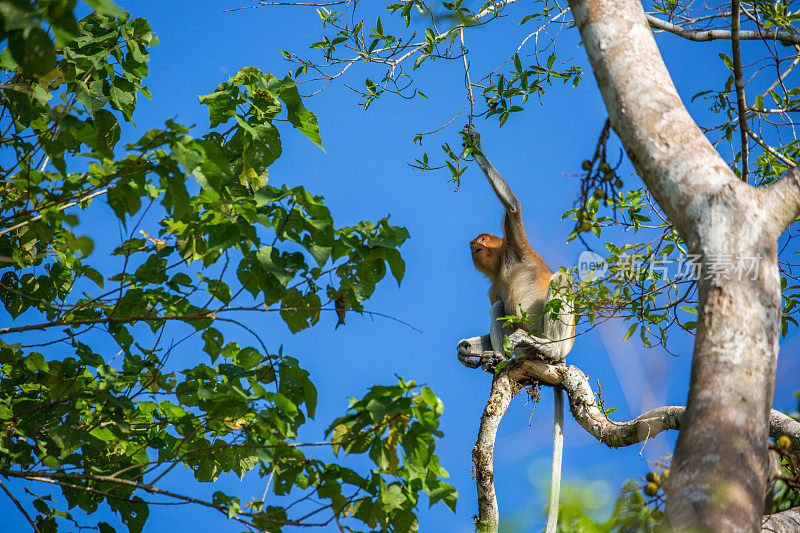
[456, 124, 575, 533]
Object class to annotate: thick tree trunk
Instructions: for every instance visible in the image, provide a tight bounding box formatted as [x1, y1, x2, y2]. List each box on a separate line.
[670, 229, 781, 531]
[566, 0, 800, 530]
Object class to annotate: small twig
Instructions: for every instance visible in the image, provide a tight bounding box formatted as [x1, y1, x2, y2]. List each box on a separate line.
[646, 14, 800, 45]
[459, 28, 475, 121]
[0, 480, 41, 533]
[758, 45, 800, 98]
[389, 0, 522, 71]
[0, 187, 109, 238]
[0, 306, 423, 336]
[224, 0, 350, 11]
[262, 468, 276, 502]
[745, 128, 796, 167]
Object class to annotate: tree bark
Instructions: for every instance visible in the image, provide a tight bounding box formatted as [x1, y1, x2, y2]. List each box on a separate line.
[472, 370, 513, 533]
[567, 1, 800, 530]
[762, 508, 800, 532]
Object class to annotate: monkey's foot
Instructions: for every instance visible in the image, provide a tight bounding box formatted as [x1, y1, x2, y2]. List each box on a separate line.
[457, 336, 507, 370]
[507, 329, 566, 363]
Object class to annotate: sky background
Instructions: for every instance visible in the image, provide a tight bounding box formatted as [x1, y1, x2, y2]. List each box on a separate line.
[3, 1, 800, 531]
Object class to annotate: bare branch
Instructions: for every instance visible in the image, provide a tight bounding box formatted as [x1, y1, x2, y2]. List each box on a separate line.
[389, 0, 522, 72]
[646, 14, 800, 46]
[0, 186, 108, 238]
[224, 0, 351, 12]
[0, 480, 40, 533]
[746, 127, 797, 167]
[757, 45, 800, 99]
[459, 28, 474, 121]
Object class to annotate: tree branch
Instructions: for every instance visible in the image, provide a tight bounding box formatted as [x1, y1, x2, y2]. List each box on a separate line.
[646, 14, 800, 46]
[472, 371, 513, 533]
[464, 351, 800, 532]
[388, 0, 522, 73]
[503, 356, 800, 450]
[0, 311, 216, 335]
[0, 186, 108, 238]
[0, 480, 40, 533]
[746, 127, 797, 168]
[0, 469, 324, 528]
[731, 0, 749, 183]
[767, 166, 800, 234]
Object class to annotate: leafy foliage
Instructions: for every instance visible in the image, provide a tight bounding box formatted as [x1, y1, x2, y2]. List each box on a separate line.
[553, 481, 662, 533]
[0, 3, 453, 531]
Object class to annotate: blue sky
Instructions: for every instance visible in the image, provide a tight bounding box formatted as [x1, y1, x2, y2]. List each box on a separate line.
[4, 1, 800, 531]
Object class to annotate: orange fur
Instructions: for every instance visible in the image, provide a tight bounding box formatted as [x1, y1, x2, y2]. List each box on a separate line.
[470, 233, 503, 277]
[470, 210, 553, 327]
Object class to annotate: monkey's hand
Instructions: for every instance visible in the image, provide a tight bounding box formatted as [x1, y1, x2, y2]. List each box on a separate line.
[507, 329, 567, 363]
[462, 123, 483, 152]
[457, 334, 507, 370]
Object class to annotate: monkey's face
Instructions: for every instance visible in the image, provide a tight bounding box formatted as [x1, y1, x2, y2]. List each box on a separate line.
[470, 233, 502, 277]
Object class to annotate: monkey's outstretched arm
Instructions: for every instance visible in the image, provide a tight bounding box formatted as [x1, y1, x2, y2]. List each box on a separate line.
[463, 124, 520, 213]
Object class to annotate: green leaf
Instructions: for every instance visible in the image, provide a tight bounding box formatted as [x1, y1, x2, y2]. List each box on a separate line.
[280, 288, 322, 333]
[303, 379, 317, 418]
[421, 386, 437, 407]
[271, 75, 323, 149]
[428, 482, 458, 511]
[70, 236, 95, 258]
[13, 27, 56, 77]
[84, 0, 125, 16]
[622, 322, 638, 342]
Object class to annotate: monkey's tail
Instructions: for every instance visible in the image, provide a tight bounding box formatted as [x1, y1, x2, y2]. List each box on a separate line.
[545, 387, 564, 533]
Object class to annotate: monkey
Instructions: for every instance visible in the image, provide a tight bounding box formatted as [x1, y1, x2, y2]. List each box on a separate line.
[456, 124, 575, 533]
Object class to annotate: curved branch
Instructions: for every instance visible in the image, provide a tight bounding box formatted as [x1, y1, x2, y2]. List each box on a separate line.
[505, 357, 800, 449]
[646, 15, 800, 46]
